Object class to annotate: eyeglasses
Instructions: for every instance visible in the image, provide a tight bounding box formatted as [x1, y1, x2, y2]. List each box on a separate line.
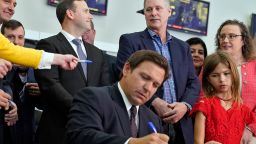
[218, 34, 243, 41]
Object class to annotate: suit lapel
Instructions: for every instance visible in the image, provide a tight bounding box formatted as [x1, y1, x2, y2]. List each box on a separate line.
[111, 84, 131, 136]
[56, 33, 87, 83]
[168, 38, 178, 89]
[137, 106, 150, 137]
[56, 33, 77, 56]
[140, 29, 156, 51]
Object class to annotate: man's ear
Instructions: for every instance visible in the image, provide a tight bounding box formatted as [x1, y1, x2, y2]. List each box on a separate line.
[66, 9, 74, 19]
[168, 7, 172, 17]
[122, 62, 131, 77]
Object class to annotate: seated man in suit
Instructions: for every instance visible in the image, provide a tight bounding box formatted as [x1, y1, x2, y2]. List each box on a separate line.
[116, 0, 200, 143]
[65, 50, 170, 144]
[34, 0, 111, 143]
[2, 19, 42, 144]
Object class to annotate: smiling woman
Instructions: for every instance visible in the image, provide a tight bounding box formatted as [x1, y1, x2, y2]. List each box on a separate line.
[215, 19, 256, 143]
[186, 37, 207, 76]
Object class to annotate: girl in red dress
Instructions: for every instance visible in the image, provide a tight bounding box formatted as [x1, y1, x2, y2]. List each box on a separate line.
[190, 51, 256, 144]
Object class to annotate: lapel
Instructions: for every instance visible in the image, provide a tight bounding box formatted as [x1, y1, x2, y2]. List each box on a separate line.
[27, 69, 36, 82]
[137, 106, 150, 137]
[56, 33, 87, 83]
[140, 29, 156, 51]
[168, 37, 178, 87]
[111, 84, 131, 136]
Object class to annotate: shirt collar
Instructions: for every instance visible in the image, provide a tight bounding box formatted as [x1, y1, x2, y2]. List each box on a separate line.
[61, 30, 82, 43]
[117, 82, 139, 113]
[147, 28, 172, 42]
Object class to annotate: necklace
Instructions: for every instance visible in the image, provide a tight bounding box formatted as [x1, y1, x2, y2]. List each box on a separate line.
[218, 97, 233, 110]
[218, 96, 233, 101]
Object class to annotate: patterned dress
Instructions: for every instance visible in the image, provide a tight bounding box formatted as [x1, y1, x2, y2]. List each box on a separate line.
[190, 96, 256, 144]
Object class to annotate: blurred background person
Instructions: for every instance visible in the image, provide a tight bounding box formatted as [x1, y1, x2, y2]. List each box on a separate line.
[186, 37, 207, 76]
[82, 20, 96, 45]
[82, 20, 118, 83]
[215, 19, 256, 143]
[1, 19, 42, 144]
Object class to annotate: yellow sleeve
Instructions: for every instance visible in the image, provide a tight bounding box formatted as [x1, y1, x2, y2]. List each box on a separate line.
[0, 33, 42, 69]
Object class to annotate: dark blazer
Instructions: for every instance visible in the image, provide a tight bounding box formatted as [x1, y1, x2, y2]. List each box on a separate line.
[5, 67, 39, 144]
[116, 29, 200, 144]
[34, 33, 111, 144]
[65, 84, 163, 144]
[0, 80, 16, 144]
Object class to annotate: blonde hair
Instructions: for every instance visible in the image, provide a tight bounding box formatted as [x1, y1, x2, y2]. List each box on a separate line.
[202, 51, 242, 104]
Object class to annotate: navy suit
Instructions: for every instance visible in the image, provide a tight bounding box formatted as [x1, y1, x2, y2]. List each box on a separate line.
[65, 84, 163, 144]
[116, 29, 200, 144]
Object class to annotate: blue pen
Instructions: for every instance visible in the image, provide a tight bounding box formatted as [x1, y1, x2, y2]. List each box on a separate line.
[78, 59, 93, 63]
[148, 122, 157, 133]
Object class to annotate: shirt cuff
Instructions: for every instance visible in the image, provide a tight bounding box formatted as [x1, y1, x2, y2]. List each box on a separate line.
[181, 102, 192, 111]
[37, 51, 54, 69]
[124, 138, 131, 144]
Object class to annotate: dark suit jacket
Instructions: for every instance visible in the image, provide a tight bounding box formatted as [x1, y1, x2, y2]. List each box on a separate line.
[34, 33, 111, 144]
[116, 29, 200, 144]
[65, 84, 163, 144]
[5, 67, 39, 144]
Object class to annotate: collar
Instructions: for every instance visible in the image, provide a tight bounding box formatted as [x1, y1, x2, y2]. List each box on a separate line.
[61, 30, 82, 43]
[147, 28, 172, 42]
[117, 82, 139, 113]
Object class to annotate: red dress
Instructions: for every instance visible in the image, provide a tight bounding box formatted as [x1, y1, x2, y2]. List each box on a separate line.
[190, 96, 255, 144]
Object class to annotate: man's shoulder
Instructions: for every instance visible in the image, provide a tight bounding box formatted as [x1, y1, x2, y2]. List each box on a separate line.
[83, 41, 103, 53]
[121, 30, 146, 38]
[171, 36, 188, 45]
[38, 33, 62, 43]
[79, 85, 114, 98]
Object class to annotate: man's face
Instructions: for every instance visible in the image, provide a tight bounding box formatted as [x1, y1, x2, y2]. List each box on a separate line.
[3, 26, 25, 46]
[144, 0, 171, 32]
[0, 0, 16, 23]
[121, 61, 165, 106]
[71, 1, 93, 33]
[82, 28, 96, 44]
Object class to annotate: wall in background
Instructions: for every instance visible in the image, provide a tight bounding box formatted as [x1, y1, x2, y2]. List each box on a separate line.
[13, 0, 256, 54]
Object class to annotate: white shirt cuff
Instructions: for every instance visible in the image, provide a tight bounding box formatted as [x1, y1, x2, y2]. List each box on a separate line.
[124, 138, 132, 144]
[37, 51, 54, 69]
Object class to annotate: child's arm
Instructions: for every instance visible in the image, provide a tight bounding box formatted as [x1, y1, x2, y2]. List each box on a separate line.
[194, 111, 206, 144]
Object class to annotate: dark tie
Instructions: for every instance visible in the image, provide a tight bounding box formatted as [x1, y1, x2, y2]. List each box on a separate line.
[72, 39, 87, 77]
[130, 105, 137, 137]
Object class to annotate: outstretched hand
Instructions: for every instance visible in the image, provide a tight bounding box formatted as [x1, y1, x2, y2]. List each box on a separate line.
[53, 54, 78, 70]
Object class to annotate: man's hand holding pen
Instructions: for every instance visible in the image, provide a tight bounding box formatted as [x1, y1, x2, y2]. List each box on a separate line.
[128, 122, 169, 144]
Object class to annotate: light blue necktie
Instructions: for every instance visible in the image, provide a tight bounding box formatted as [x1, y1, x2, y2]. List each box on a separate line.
[72, 39, 87, 78]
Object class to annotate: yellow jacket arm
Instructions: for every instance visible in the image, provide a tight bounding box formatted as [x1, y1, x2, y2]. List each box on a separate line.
[0, 33, 42, 69]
